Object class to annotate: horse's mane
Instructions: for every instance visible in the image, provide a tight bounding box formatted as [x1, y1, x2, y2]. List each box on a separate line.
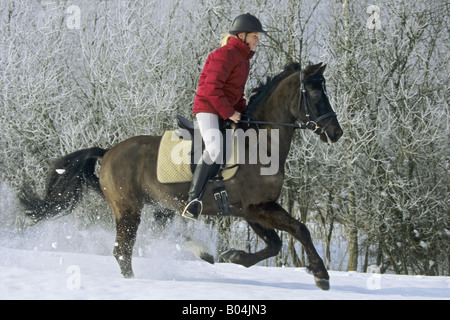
[245, 62, 301, 116]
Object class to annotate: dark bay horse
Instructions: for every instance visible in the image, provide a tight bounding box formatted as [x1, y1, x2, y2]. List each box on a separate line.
[19, 62, 342, 290]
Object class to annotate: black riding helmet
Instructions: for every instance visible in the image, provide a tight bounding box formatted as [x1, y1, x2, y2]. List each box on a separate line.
[229, 13, 266, 35]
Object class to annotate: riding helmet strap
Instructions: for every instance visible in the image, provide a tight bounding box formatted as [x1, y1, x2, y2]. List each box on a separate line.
[237, 32, 248, 45]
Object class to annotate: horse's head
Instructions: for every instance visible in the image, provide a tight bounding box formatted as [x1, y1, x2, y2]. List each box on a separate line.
[296, 63, 343, 143]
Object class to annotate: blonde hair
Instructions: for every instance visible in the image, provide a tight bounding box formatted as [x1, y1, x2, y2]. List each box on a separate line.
[221, 32, 260, 46]
[221, 34, 235, 47]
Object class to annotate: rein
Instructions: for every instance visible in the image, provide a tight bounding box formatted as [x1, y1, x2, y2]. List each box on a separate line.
[240, 69, 336, 134]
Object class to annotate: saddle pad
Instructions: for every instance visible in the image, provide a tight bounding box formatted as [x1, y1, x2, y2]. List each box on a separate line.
[157, 131, 239, 184]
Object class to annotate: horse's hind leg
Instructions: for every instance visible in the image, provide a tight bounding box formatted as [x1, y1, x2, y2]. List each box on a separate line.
[247, 202, 330, 290]
[112, 205, 142, 278]
[221, 221, 282, 268]
[149, 206, 215, 265]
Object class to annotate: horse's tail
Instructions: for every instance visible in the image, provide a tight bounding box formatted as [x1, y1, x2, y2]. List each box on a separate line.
[19, 147, 109, 224]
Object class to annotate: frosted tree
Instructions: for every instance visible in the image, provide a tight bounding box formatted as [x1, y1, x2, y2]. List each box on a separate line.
[0, 0, 447, 274]
[319, 0, 449, 274]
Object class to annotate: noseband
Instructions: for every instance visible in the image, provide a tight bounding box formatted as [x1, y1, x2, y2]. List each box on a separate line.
[241, 69, 336, 133]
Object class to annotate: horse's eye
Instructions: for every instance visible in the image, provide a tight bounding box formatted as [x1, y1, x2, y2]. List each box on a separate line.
[311, 91, 321, 100]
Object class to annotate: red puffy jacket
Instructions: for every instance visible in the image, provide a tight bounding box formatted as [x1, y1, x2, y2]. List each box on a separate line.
[193, 37, 255, 120]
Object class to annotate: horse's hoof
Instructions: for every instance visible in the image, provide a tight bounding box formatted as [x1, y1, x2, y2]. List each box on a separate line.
[183, 240, 214, 264]
[314, 277, 330, 291]
[200, 252, 215, 265]
[122, 271, 135, 279]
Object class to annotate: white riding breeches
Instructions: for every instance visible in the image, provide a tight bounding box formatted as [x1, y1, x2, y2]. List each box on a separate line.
[195, 113, 222, 163]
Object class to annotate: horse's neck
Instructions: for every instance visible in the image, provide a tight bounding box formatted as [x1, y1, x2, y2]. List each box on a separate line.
[253, 72, 299, 124]
[252, 73, 298, 167]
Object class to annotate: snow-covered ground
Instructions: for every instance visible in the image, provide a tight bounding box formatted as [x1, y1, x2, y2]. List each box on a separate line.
[1, 245, 448, 300]
[0, 184, 448, 301]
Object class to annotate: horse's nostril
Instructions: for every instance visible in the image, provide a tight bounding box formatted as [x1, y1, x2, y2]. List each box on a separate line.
[335, 128, 343, 139]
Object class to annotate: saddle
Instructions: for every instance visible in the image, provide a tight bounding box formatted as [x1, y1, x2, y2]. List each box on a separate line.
[156, 115, 240, 215]
[174, 115, 234, 171]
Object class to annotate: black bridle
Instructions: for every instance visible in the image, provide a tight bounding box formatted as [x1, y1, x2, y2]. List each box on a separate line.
[240, 69, 336, 134]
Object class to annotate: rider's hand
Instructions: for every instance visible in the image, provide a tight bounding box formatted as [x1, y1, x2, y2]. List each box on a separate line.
[229, 111, 241, 124]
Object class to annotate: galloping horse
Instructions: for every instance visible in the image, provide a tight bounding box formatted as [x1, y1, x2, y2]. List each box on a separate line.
[19, 62, 342, 290]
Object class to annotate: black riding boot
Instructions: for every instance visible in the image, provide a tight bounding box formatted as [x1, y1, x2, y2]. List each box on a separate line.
[182, 151, 220, 220]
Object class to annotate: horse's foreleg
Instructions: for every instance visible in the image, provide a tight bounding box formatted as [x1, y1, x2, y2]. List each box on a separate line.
[249, 202, 330, 290]
[113, 211, 141, 278]
[220, 221, 282, 268]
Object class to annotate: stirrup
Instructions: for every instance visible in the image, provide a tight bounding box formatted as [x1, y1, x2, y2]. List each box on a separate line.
[182, 199, 203, 220]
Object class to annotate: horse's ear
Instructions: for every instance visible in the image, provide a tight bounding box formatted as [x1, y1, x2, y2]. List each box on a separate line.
[319, 63, 327, 74]
[305, 62, 324, 76]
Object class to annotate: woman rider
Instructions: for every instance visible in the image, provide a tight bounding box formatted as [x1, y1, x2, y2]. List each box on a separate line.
[182, 13, 266, 220]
